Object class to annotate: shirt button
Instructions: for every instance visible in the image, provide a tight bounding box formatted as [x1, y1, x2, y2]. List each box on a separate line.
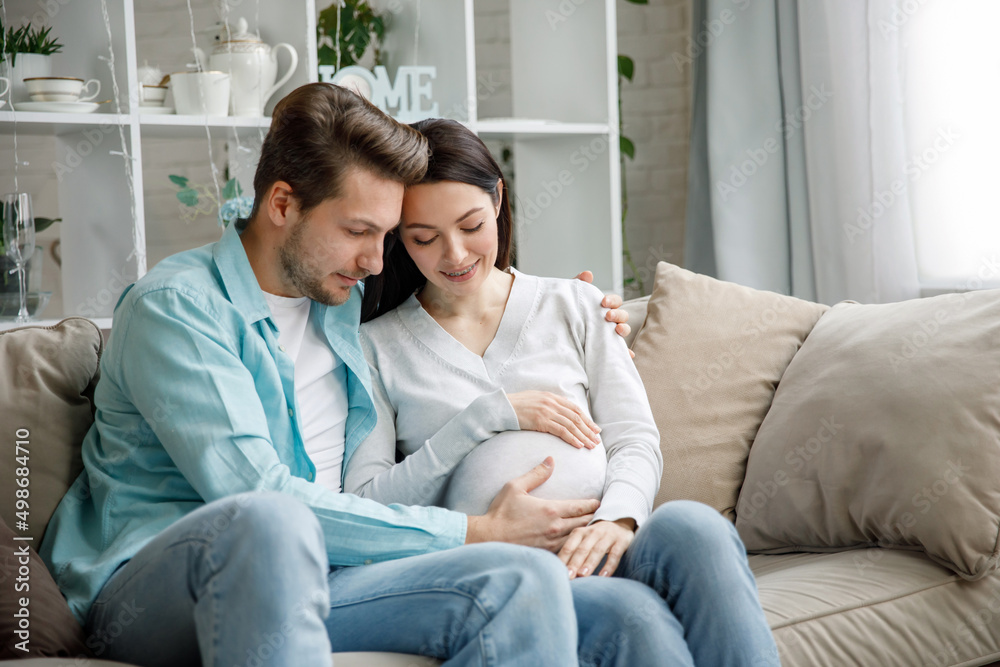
[308, 472, 315, 481]
[364, 559, 373, 565]
[288, 408, 294, 417]
[279, 345, 286, 352]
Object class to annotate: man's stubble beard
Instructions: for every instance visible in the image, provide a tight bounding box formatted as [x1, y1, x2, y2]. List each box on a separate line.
[278, 217, 353, 307]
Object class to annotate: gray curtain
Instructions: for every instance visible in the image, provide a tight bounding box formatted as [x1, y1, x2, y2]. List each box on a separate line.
[685, 0, 920, 305]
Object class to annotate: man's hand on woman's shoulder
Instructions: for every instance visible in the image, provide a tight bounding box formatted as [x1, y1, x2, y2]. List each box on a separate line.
[574, 270, 634, 358]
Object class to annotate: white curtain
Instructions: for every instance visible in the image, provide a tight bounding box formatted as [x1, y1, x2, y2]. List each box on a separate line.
[685, 0, 920, 304]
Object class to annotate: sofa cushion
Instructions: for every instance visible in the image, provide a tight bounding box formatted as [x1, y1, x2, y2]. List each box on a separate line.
[0, 318, 103, 544]
[629, 262, 828, 519]
[737, 291, 1000, 579]
[0, 516, 93, 659]
[751, 549, 1000, 666]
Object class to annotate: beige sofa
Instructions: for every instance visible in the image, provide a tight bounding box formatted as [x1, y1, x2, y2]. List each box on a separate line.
[3, 261, 1000, 666]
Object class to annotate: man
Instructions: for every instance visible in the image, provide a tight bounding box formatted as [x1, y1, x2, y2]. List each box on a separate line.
[40, 83, 638, 665]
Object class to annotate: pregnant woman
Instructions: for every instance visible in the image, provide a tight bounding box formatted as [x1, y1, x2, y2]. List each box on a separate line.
[344, 119, 779, 666]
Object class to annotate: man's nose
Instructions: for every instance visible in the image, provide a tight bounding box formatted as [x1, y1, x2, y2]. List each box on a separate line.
[358, 240, 383, 275]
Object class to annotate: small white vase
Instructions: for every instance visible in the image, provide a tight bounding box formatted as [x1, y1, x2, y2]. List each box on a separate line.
[2, 53, 53, 104]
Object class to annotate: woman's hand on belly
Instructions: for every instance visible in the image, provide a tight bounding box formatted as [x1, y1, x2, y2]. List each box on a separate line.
[558, 517, 636, 579]
[507, 390, 601, 449]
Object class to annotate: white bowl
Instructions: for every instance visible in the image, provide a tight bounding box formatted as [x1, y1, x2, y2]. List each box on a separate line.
[139, 84, 168, 106]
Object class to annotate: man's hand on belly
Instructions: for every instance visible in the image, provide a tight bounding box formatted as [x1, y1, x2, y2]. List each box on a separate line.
[465, 457, 600, 552]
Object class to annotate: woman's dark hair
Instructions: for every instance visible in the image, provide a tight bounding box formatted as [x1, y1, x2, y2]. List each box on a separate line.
[361, 118, 514, 322]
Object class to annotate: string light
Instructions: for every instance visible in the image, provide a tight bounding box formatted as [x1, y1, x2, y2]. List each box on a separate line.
[413, 0, 421, 65]
[98, 0, 144, 275]
[335, 0, 342, 71]
[185, 0, 223, 227]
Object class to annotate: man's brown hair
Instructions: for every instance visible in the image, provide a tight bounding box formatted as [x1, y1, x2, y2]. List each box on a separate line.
[250, 83, 429, 220]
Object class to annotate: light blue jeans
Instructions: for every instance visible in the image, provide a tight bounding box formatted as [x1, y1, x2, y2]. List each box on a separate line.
[86, 493, 778, 666]
[573, 500, 780, 666]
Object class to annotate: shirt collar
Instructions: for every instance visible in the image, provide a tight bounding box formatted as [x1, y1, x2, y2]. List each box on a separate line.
[213, 219, 272, 324]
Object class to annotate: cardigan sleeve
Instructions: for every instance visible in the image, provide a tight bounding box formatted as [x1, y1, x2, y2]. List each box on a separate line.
[343, 332, 521, 507]
[576, 282, 663, 526]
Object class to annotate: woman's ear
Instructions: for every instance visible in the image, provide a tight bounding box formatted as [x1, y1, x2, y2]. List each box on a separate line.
[495, 178, 504, 215]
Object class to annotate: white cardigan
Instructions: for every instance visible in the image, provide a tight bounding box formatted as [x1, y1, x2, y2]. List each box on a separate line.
[344, 269, 662, 526]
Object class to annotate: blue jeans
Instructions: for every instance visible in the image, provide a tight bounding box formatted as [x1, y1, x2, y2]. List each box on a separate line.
[86, 493, 777, 666]
[86, 491, 578, 666]
[573, 501, 780, 666]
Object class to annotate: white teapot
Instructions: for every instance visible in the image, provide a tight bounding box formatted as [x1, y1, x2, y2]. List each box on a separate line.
[195, 18, 298, 117]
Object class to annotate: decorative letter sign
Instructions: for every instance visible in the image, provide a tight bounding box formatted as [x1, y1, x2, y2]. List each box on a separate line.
[318, 65, 438, 123]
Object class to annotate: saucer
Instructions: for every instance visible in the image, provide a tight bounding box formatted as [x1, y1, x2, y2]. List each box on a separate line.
[139, 106, 174, 115]
[14, 101, 99, 114]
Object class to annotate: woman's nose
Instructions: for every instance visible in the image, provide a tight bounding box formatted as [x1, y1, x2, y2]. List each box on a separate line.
[443, 238, 467, 266]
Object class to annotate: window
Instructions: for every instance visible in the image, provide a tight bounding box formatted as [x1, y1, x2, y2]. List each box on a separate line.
[902, 0, 1000, 288]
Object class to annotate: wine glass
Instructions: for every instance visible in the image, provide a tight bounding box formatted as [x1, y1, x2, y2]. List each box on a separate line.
[3, 193, 36, 324]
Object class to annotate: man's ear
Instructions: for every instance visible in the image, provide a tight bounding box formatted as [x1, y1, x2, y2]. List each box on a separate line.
[266, 181, 297, 229]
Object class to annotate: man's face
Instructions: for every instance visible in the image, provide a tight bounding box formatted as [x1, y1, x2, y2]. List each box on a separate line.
[279, 167, 403, 306]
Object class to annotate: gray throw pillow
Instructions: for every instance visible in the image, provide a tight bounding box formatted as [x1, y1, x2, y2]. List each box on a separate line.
[736, 290, 1000, 580]
[630, 262, 828, 519]
[0, 317, 103, 544]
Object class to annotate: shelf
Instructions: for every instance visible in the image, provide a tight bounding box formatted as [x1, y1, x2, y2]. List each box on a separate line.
[0, 316, 112, 333]
[475, 119, 612, 136]
[138, 114, 272, 139]
[0, 111, 131, 136]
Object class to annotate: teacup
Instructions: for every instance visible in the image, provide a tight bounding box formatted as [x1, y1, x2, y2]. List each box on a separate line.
[24, 77, 100, 103]
[139, 84, 168, 107]
[170, 71, 230, 116]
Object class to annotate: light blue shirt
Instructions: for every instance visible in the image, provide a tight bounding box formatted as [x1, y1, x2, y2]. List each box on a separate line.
[39, 220, 467, 624]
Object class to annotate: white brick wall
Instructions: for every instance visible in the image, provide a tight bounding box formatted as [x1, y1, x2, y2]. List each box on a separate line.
[618, 0, 691, 297]
[472, 0, 692, 297]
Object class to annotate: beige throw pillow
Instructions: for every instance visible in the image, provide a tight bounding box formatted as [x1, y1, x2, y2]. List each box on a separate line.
[736, 290, 1000, 580]
[631, 262, 828, 519]
[0, 318, 103, 544]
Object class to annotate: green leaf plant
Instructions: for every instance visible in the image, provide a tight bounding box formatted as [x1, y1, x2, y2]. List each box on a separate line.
[1, 18, 64, 67]
[317, 0, 387, 70]
[169, 174, 252, 227]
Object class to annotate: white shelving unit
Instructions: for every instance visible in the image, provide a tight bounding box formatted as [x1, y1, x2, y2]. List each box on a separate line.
[0, 0, 620, 331]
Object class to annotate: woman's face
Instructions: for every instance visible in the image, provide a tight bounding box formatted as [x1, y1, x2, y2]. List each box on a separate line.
[399, 179, 502, 299]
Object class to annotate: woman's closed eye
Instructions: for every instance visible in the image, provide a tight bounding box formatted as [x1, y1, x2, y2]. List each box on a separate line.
[412, 221, 486, 246]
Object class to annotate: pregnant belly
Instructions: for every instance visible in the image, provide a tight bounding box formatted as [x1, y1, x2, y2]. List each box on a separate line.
[442, 431, 607, 516]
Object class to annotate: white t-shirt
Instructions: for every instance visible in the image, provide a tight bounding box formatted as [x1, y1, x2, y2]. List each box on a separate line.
[263, 292, 349, 492]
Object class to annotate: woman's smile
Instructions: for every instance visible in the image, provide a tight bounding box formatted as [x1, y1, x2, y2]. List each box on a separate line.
[442, 261, 479, 282]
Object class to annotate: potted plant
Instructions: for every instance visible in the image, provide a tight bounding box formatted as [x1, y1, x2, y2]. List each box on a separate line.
[1, 19, 64, 103]
[0, 202, 60, 294]
[316, 0, 386, 70]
